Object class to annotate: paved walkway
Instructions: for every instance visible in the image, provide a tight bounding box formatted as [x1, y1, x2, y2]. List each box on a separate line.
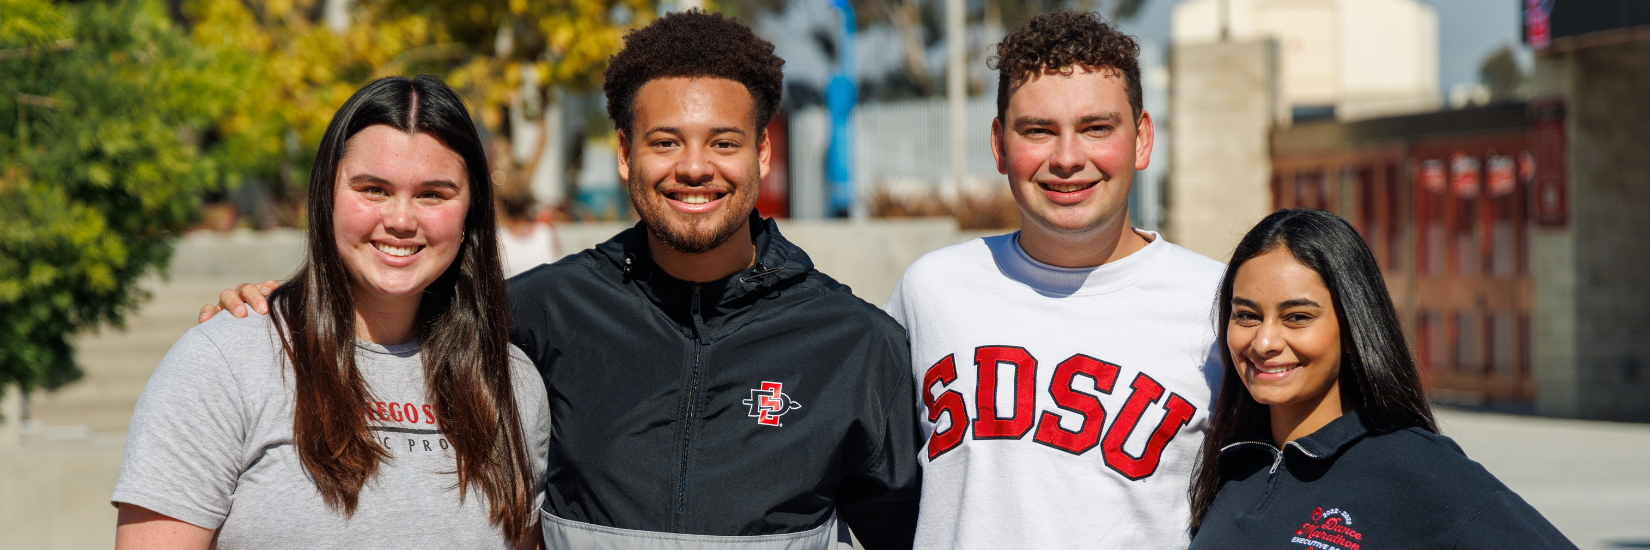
[1436, 407, 1650, 550]
[2, 275, 1647, 549]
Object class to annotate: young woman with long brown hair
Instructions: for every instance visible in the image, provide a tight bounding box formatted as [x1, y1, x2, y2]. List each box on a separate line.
[1187, 208, 1572, 549]
[112, 75, 547, 549]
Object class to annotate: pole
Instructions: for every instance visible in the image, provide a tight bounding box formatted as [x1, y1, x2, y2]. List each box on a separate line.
[945, 0, 966, 205]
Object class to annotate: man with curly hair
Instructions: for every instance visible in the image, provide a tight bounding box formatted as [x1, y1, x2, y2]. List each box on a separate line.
[207, 10, 920, 549]
[885, 10, 1225, 548]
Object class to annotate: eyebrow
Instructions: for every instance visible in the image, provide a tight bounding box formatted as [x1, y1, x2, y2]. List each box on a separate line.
[1013, 116, 1057, 128]
[1079, 113, 1123, 125]
[348, 173, 460, 190]
[1230, 297, 1322, 309]
[1013, 112, 1124, 129]
[1279, 298, 1322, 309]
[643, 126, 748, 137]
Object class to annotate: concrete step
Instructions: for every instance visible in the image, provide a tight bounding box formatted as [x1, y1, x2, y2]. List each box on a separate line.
[25, 276, 244, 433]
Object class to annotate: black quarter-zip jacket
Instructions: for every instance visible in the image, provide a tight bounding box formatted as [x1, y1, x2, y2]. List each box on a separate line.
[1190, 409, 1576, 550]
[506, 214, 922, 548]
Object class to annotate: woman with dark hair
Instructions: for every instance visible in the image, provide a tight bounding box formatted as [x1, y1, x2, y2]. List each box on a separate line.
[112, 75, 548, 549]
[1187, 209, 1572, 549]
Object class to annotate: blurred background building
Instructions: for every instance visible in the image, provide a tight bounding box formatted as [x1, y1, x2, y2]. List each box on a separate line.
[1164, 0, 1650, 420]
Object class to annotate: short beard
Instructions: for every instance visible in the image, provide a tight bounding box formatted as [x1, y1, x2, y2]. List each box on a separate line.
[646, 213, 749, 254]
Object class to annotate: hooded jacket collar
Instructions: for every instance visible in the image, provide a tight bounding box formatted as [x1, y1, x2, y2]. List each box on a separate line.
[593, 212, 816, 339]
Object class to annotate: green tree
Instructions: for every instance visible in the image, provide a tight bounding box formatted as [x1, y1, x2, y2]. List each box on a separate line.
[0, 0, 238, 397]
[177, 0, 656, 215]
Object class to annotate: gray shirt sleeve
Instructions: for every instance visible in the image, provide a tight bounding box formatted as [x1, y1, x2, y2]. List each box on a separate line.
[509, 345, 552, 513]
[112, 325, 248, 529]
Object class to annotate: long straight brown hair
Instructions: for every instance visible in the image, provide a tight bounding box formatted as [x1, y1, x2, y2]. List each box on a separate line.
[269, 75, 534, 542]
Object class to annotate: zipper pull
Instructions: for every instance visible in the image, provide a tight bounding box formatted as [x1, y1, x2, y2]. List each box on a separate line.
[1269, 447, 1284, 475]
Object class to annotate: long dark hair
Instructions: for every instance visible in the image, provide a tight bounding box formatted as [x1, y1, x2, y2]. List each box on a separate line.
[1188, 208, 1437, 531]
[269, 75, 534, 541]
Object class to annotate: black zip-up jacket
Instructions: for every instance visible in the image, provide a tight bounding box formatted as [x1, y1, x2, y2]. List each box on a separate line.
[1190, 409, 1576, 550]
[507, 215, 921, 548]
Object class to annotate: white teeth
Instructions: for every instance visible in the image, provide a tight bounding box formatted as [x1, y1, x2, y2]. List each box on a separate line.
[674, 193, 715, 205]
[375, 243, 418, 257]
[1045, 183, 1091, 193]
[1257, 365, 1293, 374]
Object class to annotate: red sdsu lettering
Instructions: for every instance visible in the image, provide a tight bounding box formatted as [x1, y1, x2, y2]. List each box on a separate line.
[972, 346, 1037, 440]
[1101, 372, 1196, 480]
[1032, 354, 1119, 454]
[922, 349, 1199, 481]
[924, 355, 969, 459]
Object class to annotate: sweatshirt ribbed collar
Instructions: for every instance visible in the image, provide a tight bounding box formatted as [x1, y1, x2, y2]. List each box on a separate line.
[991, 229, 1167, 297]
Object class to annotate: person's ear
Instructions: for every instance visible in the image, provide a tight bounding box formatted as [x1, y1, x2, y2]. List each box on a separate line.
[757, 128, 772, 180]
[1133, 111, 1154, 171]
[991, 117, 1008, 175]
[616, 130, 632, 182]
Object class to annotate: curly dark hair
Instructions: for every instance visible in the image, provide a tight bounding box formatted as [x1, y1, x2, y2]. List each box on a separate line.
[988, 10, 1142, 123]
[603, 9, 785, 137]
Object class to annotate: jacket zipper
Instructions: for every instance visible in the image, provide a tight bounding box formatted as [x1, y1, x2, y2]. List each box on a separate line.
[674, 285, 707, 531]
[1219, 441, 1287, 515]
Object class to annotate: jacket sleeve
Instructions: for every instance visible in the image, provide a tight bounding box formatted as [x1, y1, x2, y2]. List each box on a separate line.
[506, 273, 550, 370]
[836, 319, 922, 550]
[1452, 491, 1577, 550]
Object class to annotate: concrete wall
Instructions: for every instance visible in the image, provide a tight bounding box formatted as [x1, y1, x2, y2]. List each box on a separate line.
[1532, 40, 1650, 421]
[171, 218, 997, 307]
[1166, 40, 1277, 262]
[538, 218, 997, 307]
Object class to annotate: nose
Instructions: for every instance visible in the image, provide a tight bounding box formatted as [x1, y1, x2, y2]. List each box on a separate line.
[382, 195, 417, 237]
[676, 142, 714, 185]
[1250, 320, 1285, 359]
[1048, 132, 1085, 179]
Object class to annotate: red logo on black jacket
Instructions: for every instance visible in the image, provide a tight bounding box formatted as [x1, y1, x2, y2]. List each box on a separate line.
[1292, 506, 1365, 550]
[743, 381, 802, 426]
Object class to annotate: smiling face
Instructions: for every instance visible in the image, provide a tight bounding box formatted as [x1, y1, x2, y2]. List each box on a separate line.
[1227, 247, 1345, 424]
[333, 124, 470, 313]
[618, 77, 769, 254]
[992, 65, 1152, 239]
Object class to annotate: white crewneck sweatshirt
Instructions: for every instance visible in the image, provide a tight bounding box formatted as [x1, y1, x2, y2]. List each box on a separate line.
[886, 231, 1226, 549]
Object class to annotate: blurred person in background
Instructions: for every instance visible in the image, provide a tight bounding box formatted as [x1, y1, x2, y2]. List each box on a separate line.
[1187, 209, 1574, 549]
[884, 10, 1225, 549]
[497, 188, 559, 277]
[202, 10, 921, 549]
[116, 76, 548, 549]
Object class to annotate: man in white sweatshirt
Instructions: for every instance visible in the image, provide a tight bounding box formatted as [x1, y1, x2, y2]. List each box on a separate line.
[884, 10, 1226, 549]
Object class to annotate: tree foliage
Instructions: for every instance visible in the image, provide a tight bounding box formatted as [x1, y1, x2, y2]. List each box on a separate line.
[176, 0, 656, 209]
[0, 0, 239, 393]
[0, 0, 661, 398]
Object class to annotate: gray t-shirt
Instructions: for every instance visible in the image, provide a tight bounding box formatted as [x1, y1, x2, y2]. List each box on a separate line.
[113, 310, 550, 548]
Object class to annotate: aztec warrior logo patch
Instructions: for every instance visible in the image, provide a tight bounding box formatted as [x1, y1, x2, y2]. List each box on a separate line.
[743, 381, 802, 426]
[1292, 506, 1364, 550]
